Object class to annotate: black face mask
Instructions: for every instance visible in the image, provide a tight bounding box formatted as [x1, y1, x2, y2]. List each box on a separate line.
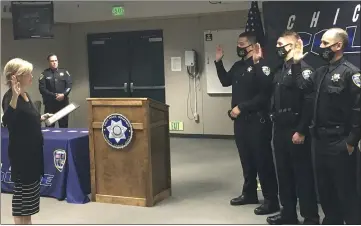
[276, 44, 291, 59]
[237, 45, 252, 59]
[318, 43, 338, 62]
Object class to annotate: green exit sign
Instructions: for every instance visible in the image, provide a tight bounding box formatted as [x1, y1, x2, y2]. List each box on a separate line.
[169, 121, 184, 131]
[112, 6, 124, 16]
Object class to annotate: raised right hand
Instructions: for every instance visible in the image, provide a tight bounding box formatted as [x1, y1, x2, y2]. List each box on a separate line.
[293, 39, 308, 63]
[11, 75, 21, 97]
[215, 45, 224, 62]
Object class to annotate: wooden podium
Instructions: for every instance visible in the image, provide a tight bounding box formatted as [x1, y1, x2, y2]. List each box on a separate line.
[86, 98, 171, 207]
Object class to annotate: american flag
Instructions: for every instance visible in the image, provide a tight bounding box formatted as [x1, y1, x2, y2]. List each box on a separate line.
[245, 1, 265, 48]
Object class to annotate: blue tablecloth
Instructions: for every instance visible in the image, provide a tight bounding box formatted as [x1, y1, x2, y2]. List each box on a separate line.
[1, 128, 91, 204]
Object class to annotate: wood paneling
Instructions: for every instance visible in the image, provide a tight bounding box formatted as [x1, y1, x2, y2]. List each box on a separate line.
[87, 98, 171, 207]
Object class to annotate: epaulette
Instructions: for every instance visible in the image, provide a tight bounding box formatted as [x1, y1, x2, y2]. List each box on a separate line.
[343, 61, 360, 72]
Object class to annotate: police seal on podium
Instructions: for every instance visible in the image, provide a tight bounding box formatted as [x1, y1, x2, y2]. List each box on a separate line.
[102, 113, 133, 149]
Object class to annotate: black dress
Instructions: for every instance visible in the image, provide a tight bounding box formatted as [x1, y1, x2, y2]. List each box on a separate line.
[2, 89, 44, 216]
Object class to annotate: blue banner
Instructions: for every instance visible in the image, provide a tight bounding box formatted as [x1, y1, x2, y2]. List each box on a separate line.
[262, 1, 360, 69]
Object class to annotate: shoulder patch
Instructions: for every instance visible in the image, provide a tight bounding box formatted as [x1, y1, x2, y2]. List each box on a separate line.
[262, 66, 271, 76]
[352, 73, 360, 88]
[39, 73, 44, 80]
[302, 69, 312, 80]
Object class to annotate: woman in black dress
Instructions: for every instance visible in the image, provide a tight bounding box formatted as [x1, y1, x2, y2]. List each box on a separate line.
[2, 58, 53, 224]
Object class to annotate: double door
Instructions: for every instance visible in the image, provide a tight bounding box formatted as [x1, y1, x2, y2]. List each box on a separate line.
[87, 29, 165, 103]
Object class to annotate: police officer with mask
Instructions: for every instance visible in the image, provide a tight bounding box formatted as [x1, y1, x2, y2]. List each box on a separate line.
[39, 54, 72, 128]
[293, 28, 361, 225]
[215, 31, 279, 215]
[266, 30, 319, 225]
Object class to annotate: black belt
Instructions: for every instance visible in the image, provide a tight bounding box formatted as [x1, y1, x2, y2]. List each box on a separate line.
[270, 108, 299, 123]
[310, 125, 345, 139]
[277, 108, 293, 113]
[228, 110, 267, 123]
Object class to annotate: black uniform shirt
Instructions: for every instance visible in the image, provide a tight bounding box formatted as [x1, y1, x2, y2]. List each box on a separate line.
[214, 57, 273, 115]
[296, 57, 361, 147]
[39, 68, 72, 104]
[272, 58, 314, 134]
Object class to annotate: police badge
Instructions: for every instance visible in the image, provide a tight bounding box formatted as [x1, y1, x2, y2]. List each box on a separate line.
[54, 149, 66, 172]
[331, 74, 341, 82]
[102, 113, 133, 149]
[262, 66, 271, 76]
[302, 69, 312, 80]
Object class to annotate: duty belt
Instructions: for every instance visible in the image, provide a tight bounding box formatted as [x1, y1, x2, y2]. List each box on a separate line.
[270, 108, 299, 124]
[229, 110, 267, 123]
[277, 108, 292, 113]
[245, 112, 267, 123]
[310, 125, 345, 139]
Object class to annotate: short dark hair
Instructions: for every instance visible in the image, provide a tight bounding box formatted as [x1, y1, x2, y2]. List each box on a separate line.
[279, 30, 300, 41]
[238, 31, 258, 45]
[47, 54, 57, 61]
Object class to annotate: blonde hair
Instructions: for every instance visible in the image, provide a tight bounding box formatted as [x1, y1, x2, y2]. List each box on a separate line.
[3, 58, 33, 88]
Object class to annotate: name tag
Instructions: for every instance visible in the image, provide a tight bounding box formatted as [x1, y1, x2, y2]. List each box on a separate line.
[46, 77, 52, 79]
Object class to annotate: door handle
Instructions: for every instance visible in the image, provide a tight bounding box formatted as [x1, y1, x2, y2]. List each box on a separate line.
[130, 85, 165, 90]
[124, 83, 128, 92]
[130, 82, 134, 93]
[93, 86, 124, 90]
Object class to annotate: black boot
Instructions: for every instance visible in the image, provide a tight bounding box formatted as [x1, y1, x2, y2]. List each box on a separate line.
[230, 194, 259, 206]
[266, 213, 299, 225]
[254, 199, 280, 215]
[303, 218, 320, 225]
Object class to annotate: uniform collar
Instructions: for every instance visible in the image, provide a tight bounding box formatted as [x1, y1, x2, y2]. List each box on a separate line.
[49, 67, 58, 72]
[328, 56, 345, 72]
[244, 56, 254, 66]
[283, 58, 294, 68]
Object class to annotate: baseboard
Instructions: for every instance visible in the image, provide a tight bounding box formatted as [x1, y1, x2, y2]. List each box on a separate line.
[169, 133, 234, 140]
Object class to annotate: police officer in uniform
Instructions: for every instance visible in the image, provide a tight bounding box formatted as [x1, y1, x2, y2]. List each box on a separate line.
[39, 54, 72, 128]
[215, 31, 279, 215]
[266, 30, 319, 225]
[358, 143, 361, 210]
[294, 28, 361, 224]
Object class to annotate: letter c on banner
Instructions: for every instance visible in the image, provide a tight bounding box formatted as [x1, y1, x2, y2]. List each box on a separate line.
[353, 4, 360, 22]
[287, 15, 296, 29]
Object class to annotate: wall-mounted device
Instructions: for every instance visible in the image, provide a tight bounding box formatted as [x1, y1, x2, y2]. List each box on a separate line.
[185, 50, 196, 67]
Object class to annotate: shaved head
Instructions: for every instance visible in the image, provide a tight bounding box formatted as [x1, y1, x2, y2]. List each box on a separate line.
[322, 28, 349, 51]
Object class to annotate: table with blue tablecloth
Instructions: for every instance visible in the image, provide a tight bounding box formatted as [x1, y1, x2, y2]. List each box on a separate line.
[1, 127, 91, 204]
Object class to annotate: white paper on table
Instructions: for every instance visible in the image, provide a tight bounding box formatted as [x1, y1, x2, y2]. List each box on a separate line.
[45, 102, 80, 126]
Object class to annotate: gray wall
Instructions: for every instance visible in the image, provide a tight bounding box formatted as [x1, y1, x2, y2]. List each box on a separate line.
[1, 10, 249, 135]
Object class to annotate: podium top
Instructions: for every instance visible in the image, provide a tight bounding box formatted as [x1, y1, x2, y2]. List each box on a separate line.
[86, 97, 169, 107]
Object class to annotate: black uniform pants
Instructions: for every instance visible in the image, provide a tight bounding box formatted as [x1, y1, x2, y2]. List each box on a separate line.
[314, 138, 361, 225]
[273, 126, 319, 220]
[44, 100, 69, 128]
[357, 147, 361, 210]
[234, 114, 278, 201]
